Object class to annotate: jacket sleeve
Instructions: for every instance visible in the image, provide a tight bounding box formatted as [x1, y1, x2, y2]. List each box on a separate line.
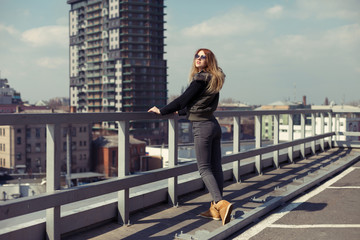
[160, 80, 207, 115]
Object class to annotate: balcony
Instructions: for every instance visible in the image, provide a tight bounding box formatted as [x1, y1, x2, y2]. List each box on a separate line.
[0, 109, 359, 239]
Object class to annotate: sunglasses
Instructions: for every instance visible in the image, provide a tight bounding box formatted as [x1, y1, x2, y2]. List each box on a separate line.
[194, 54, 206, 60]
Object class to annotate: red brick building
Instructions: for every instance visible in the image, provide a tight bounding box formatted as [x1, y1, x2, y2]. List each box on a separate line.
[93, 135, 147, 177]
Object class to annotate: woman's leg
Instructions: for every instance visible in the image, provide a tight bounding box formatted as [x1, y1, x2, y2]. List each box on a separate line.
[193, 120, 222, 203]
[211, 119, 223, 196]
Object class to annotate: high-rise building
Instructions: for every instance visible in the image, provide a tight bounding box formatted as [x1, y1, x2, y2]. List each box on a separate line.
[67, 0, 167, 143]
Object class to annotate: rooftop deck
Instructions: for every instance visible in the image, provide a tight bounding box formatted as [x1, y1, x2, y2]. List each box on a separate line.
[0, 109, 359, 240]
[62, 148, 360, 240]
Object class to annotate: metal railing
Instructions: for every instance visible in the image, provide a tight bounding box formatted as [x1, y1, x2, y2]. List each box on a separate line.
[0, 109, 359, 240]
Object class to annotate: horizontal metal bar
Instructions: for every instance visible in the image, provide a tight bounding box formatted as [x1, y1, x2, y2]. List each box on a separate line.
[0, 132, 334, 220]
[222, 132, 334, 164]
[336, 132, 360, 136]
[0, 112, 170, 125]
[0, 109, 333, 126]
[214, 109, 332, 118]
[0, 161, 198, 220]
[333, 141, 360, 148]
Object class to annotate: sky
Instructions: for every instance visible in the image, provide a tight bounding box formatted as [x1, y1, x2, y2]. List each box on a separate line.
[0, 0, 359, 106]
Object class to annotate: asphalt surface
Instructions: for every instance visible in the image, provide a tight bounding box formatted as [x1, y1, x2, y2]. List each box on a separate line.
[230, 160, 360, 240]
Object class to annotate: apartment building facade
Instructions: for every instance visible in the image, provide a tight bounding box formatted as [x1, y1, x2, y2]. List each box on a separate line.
[0, 114, 92, 174]
[67, 0, 167, 143]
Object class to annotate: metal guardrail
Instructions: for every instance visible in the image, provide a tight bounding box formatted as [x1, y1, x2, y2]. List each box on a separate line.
[0, 109, 358, 240]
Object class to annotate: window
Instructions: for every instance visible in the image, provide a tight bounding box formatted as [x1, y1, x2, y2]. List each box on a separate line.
[63, 128, 67, 137]
[16, 153, 22, 160]
[17, 137, 21, 145]
[112, 150, 116, 166]
[72, 127, 77, 137]
[26, 144, 31, 153]
[72, 142, 77, 150]
[26, 128, 31, 138]
[35, 143, 41, 152]
[36, 128, 41, 138]
[26, 158, 31, 169]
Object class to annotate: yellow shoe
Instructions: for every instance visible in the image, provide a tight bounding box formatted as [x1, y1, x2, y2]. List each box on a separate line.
[214, 200, 233, 225]
[199, 202, 221, 221]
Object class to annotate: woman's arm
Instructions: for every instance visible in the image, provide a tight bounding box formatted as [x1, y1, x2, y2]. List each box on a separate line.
[160, 80, 206, 115]
[148, 80, 206, 115]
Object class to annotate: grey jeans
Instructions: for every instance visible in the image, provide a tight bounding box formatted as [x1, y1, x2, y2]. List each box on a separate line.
[192, 117, 223, 203]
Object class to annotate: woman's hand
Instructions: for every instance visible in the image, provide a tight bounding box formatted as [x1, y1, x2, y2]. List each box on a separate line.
[148, 106, 161, 114]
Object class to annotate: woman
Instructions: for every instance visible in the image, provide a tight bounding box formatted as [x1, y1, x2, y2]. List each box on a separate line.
[148, 48, 233, 225]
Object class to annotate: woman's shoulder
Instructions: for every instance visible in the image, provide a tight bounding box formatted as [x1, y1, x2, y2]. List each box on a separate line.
[193, 71, 212, 81]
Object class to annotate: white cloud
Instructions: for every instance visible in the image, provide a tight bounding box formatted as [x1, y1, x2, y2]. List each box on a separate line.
[266, 5, 284, 18]
[182, 8, 265, 38]
[274, 23, 360, 61]
[36, 57, 67, 69]
[322, 24, 360, 47]
[0, 23, 19, 36]
[295, 0, 360, 20]
[21, 25, 68, 48]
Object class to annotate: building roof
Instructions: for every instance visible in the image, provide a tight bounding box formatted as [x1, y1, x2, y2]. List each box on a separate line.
[266, 100, 299, 106]
[311, 104, 360, 112]
[93, 135, 146, 148]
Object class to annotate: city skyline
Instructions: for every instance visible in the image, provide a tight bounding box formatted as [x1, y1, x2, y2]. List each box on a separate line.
[0, 0, 359, 105]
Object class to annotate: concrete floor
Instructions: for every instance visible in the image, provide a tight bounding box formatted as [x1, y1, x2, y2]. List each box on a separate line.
[63, 148, 360, 240]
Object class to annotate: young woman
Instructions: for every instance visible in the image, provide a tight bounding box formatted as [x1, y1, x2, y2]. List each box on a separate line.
[148, 48, 233, 225]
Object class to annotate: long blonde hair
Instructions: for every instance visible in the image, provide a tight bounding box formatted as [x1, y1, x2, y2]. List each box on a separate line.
[189, 48, 225, 94]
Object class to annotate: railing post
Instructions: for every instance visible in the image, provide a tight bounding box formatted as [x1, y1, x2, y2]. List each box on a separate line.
[66, 125, 72, 188]
[46, 124, 61, 240]
[320, 113, 325, 151]
[300, 113, 306, 159]
[233, 116, 241, 182]
[255, 115, 262, 175]
[311, 113, 316, 154]
[335, 113, 339, 141]
[328, 112, 332, 148]
[273, 114, 279, 168]
[288, 114, 294, 163]
[168, 117, 178, 206]
[117, 120, 130, 225]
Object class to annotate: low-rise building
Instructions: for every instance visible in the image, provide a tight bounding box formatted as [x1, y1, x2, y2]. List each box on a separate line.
[93, 135, 148, 177]
[0, 107, 92, 174]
